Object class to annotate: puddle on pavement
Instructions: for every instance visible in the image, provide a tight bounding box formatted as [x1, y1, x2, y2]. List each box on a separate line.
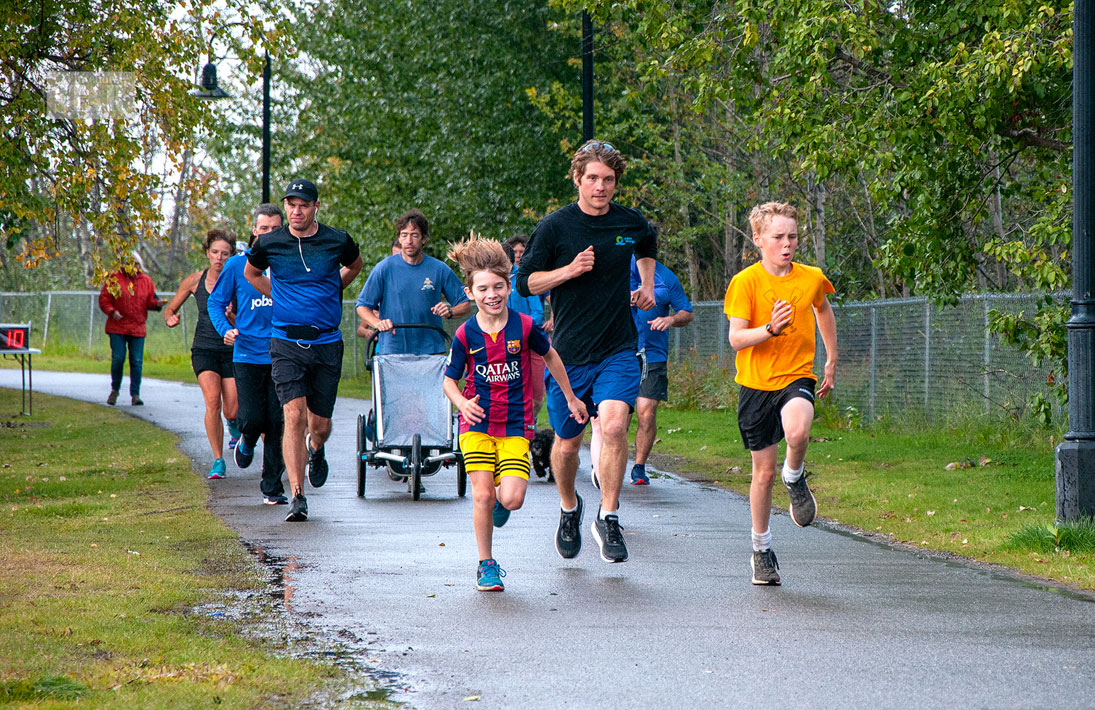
[241, 539, 410, 704]
[242, 540, 301, 611]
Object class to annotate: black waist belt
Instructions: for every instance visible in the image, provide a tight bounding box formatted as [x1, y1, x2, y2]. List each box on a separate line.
[284, 325, 339, 340]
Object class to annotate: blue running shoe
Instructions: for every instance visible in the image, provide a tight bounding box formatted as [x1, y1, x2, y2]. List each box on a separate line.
[227, 420, 241, 450]
[492, 500, 511, 527]
[630, 464, 649, 486]
[263, 494, 288, 505]
[476, 559, 506, 591]
[234, 439, 254, 469]
[208, 458, 226, 480]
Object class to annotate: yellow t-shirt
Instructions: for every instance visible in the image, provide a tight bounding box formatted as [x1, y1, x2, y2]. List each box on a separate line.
[723, 261, 835, 391]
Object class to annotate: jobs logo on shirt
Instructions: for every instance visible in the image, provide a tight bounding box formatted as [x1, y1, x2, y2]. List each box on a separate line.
[614, 235, 636, 246]
[421, 278, 435, 291]
[506, 339, 521, 354]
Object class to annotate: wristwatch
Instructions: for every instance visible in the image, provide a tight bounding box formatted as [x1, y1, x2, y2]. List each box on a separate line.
[765, 323, 780, 337]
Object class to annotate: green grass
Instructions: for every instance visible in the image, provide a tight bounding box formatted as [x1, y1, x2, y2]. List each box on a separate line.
[0, 388, 389, 708]
[645, 402, 1095, 589]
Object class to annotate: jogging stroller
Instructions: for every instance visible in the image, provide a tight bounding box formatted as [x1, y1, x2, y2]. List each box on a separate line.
[356, 323, 466, 500]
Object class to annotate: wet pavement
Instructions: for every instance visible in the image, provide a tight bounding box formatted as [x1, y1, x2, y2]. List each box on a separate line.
[6, 370, 1095, 708]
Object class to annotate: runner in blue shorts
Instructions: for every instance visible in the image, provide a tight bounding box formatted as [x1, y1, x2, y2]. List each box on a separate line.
[515, 139, 657, 563]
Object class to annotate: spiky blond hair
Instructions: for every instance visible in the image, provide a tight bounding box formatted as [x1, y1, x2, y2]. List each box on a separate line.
[447, 231, 512, 288]
[748, 201, 799, 238]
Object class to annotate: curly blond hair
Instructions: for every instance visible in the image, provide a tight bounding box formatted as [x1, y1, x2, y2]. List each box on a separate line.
[447, 231, 512, 288]
[748, 202, 799, 238]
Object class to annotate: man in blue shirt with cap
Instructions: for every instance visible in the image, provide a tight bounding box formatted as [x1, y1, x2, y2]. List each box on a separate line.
[245, 179, 363, 522]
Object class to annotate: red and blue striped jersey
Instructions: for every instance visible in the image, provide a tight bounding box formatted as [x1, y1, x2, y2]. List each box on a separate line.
[445, 310, 551, 439]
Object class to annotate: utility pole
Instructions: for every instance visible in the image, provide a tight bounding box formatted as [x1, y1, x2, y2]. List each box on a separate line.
[581, 11, 593, 142]
[1057, 0, 1095, 519]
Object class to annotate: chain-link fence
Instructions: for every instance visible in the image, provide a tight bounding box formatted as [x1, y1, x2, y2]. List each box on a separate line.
[0, 290, 1063, 420]
[670, 293, 1064, 421]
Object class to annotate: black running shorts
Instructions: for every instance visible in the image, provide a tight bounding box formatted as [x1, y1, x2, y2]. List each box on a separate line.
[737, 377, 816, 451]
[637, 361, 669, 401]
[269, 338, 344, 419]
[191, 348, 235, 378]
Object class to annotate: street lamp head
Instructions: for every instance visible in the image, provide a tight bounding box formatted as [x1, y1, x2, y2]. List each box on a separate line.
[189, 62, 231, 100]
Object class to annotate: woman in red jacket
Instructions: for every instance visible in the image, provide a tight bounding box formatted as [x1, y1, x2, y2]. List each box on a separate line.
[98, 255, 164, 406]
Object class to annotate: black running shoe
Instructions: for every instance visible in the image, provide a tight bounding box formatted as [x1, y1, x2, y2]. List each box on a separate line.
[234, 438, 255, 469]
[784, 471, 817, 527]
[591, 508, 628, 562]
[555, 494, 583, 559]
[751, 549, 781, 585]
[285, 494, 308, 522]
[306, 433, 329, 488]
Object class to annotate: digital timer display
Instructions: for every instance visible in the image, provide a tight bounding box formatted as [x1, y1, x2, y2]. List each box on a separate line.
[0, 324, 31, 351]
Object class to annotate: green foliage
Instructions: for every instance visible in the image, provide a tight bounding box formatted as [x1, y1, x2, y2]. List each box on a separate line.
[207, 0, 576, 273]
[666, 352, 738, 411]
[553, 0, 1073, 402]
[1006, 519, 1095, 554]
[0, 1, 288, 288]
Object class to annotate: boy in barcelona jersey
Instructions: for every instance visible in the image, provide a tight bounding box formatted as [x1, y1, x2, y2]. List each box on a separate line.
[443, 234, 587, 592]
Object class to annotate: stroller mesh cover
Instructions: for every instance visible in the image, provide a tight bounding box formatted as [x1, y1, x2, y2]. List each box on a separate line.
[375, 353, 452, 448]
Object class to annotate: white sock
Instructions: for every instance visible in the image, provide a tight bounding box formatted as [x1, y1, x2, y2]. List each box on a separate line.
[782, 462, 804, 484]
[599, 507, 617, 520]
[752, 529, 772, 552]
[561, 502, 578, 513]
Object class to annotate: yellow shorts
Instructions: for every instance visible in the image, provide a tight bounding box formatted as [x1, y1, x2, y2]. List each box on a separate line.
[459, 432, 531, 485]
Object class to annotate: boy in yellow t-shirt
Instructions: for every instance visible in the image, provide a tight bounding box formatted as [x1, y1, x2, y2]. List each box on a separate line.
[724, 202, 837, 586]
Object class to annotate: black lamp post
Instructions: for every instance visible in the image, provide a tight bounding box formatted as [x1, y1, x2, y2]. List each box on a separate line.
[190, 55, 271, 204]
[581, 11, 594, 143]
[1057, 0, 1095, 520]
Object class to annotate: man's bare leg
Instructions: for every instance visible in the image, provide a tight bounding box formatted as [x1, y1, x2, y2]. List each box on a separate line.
[595, 399, 632, 513]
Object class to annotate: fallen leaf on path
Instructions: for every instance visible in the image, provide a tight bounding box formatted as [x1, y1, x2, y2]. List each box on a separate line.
[1019, 505, 1036, 512]
[464, 696, 481, 702]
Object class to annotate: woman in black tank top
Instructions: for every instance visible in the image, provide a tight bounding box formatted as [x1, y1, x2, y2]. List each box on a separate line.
[163, 229, 240, 479]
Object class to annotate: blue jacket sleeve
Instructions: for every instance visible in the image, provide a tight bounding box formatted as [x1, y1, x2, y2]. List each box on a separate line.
[207, 259, 237, 336]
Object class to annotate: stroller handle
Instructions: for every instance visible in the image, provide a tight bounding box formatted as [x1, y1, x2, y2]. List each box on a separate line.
[362, 322, 453, 369]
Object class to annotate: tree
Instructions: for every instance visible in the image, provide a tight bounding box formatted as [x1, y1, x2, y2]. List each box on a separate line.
[0, 0, 282, 289]
[206, 0, 578, 270]
[558, 0, 1072, 404]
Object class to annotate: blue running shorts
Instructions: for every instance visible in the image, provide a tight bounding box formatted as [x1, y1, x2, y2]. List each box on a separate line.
[546, 349, 641, 440]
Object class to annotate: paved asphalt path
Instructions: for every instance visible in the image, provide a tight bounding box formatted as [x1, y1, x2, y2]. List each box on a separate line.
[6, 370, 1095, 708]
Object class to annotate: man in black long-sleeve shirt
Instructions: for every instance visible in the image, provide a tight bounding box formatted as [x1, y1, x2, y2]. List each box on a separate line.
[516, 139, 656, 563]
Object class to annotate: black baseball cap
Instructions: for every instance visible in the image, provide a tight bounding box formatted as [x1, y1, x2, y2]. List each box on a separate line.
[283, 178, 318, 202]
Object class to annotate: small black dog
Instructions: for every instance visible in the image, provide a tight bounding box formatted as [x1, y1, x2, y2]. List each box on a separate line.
[530, 427, 554, 482]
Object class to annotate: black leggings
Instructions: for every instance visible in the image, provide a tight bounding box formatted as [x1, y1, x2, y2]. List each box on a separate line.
[233, 362, 285, 496]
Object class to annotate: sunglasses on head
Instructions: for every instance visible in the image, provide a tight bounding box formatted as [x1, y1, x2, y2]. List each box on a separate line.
[581, 141, 616, 153]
